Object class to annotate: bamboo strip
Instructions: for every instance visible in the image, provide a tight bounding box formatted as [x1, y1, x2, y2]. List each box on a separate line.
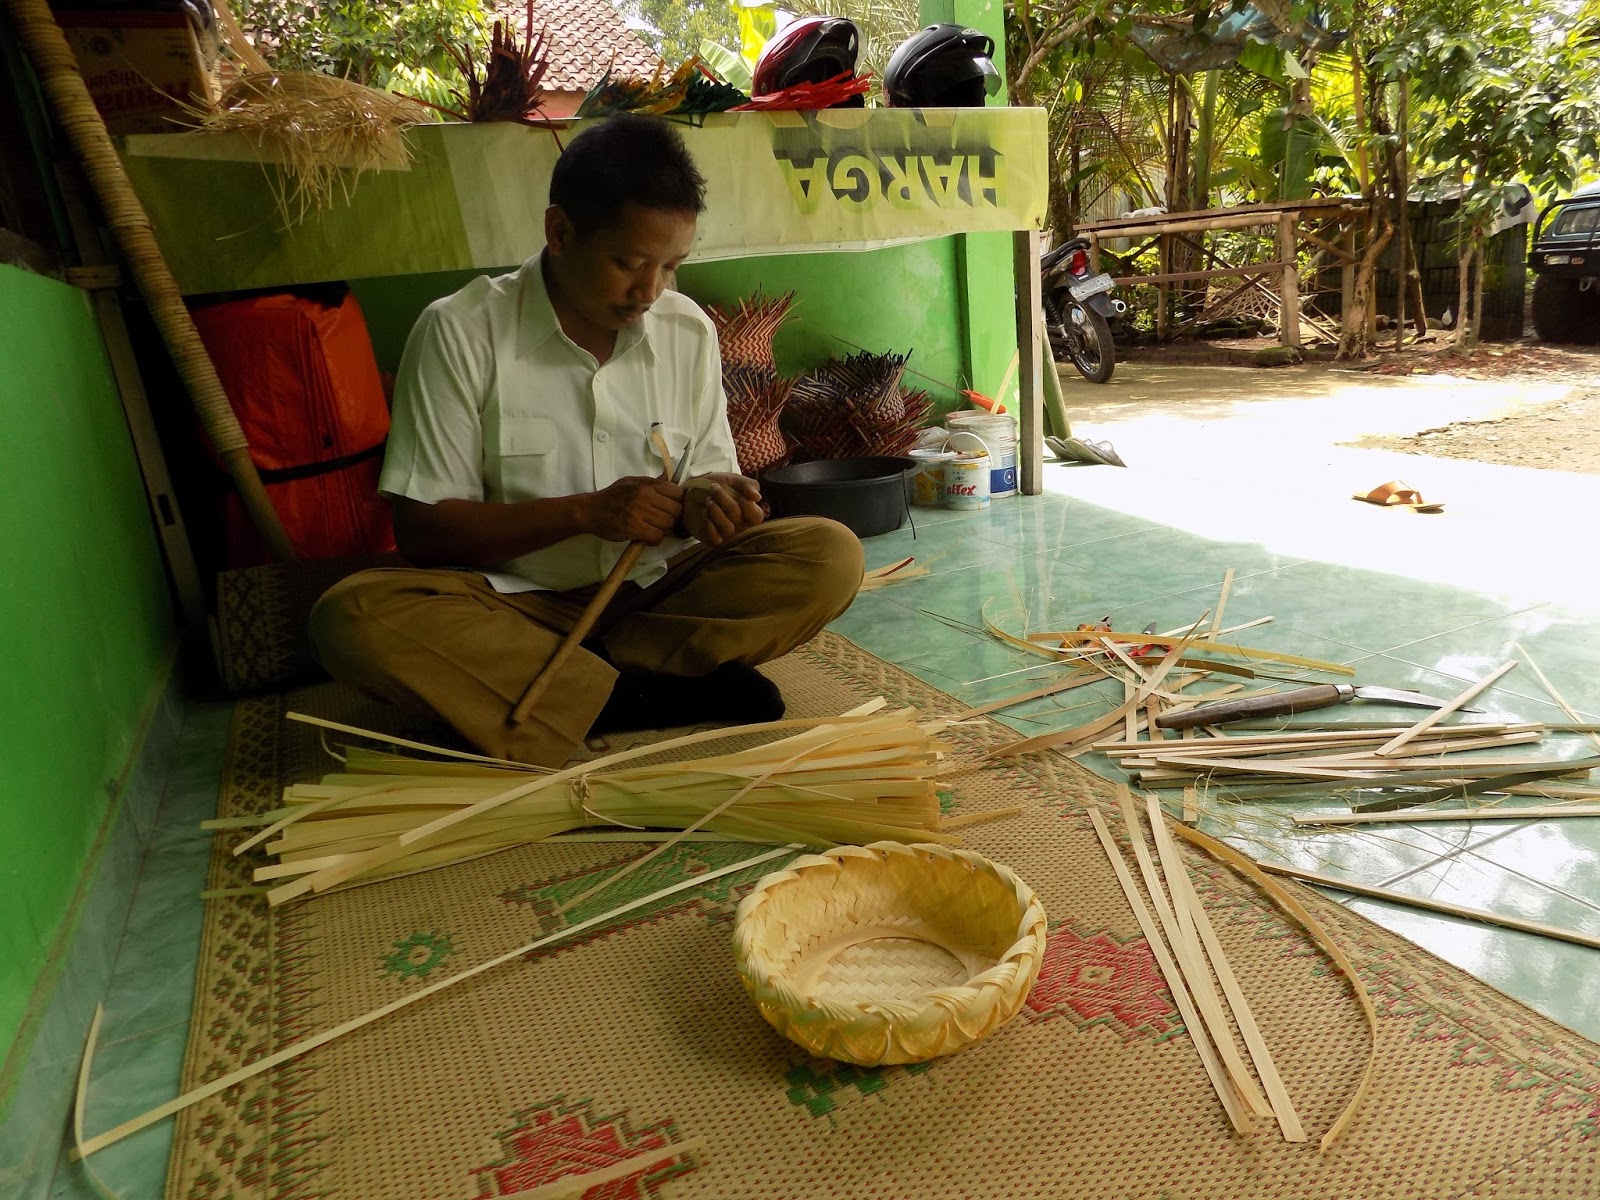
[554, 716, 875, 915]
[70, 1006, 118, 1200]
[1146, 795, 1306, 1142]
[1374, 663, 1516, 757]
[992, 622, 1209, 758]
[273, 706, 897, 902]
[500, 1137, 709, 1199]
[1210, 568, 1235, 639]
[1087, 808, 1256, 1133]
[1116, 790, 1271, 1120]
[1020, 629, 1354, 677]
[1510, 640, 1600, 754]
[1294, 804, 1600, 827]
[941, 806, 1025, 829]
[73, 846, 798, 1159]
[955, 667, 1102, 718]
[1257, 862, 1600, 952]
[1170, 824, 1376, 1151]
[286, 713, 544, 771]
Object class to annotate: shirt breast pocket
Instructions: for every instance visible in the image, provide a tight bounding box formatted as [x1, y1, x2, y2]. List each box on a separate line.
[493, 415, 560, 502]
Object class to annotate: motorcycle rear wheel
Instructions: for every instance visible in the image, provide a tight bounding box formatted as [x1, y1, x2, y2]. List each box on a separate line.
[1057, 303, 1115, 384]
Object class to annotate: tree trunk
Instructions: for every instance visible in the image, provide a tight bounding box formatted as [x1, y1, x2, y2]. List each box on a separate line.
[1470, 240, 1487, 347]
[1454, 237, 1473, 348]
[1338, 211, 1395, 358]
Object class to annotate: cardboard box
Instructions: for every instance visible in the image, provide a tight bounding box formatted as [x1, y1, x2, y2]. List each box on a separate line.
[57, 9, 220, 136]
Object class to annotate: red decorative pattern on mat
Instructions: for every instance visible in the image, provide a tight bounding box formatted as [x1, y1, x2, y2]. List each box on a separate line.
[1023, 923, 1184, 1041]
[472, 1098, 695, 1198]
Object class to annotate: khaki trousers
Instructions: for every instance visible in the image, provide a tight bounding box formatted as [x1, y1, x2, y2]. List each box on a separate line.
[309, 517, 864, 766]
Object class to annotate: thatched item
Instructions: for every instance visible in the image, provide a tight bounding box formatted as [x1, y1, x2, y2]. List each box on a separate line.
[732, 841, 1047, 1065]
[243, 706, 961, 904]
[196, 72, 429, 225]
[785, 350, 933, 459]
[725, 365, 793, 476]
[675, 68, 750, 114]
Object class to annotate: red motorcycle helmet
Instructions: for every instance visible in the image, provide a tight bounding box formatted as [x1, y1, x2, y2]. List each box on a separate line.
[751, 15, 861, 95]
[883, 24, 1001, 108]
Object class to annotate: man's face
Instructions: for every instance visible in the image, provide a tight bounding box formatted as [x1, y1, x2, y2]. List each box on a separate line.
[545, 202, 698, 332]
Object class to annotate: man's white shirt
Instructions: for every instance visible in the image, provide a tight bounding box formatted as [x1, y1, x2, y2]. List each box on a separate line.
[380, 256, 738, 593]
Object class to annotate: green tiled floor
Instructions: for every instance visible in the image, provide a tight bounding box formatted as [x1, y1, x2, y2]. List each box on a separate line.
[39, 413, 1600, 1195]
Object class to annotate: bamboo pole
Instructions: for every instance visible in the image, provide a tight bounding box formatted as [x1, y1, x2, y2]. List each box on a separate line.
[6, 0, 295, 560]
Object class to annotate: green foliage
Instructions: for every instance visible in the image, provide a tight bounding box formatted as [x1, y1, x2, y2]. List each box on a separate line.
[616, 0, 741, 68]
[236, 0, 488, 104]
[1378, 3, 1600, 221]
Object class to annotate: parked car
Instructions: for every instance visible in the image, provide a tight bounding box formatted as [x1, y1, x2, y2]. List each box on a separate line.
[1529, 182, 1600, 343]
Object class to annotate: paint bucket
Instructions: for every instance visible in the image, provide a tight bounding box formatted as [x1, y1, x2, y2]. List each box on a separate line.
[942, 452, 991, 510]
[907, 448, 954, 507]
[945, 412, 1018, 498]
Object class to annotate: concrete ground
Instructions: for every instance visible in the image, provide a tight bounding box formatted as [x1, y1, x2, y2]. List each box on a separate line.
[1054, 361, 1596, 613]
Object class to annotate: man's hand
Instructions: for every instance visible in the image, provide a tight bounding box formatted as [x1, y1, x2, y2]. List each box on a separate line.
[681, 473, 765, 547]
[581, 476, 685, 546]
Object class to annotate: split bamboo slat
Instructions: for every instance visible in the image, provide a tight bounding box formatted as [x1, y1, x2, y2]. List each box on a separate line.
[6, 0, 295, 560]
[1171, 823, 1377, 1151]
[1088, 806, 1256, 1133]
[1373, 662, 1516, 757]
[1256, 862, 1600, 953]
[1145, 794, 1305, 1142]
[250, 705, 967, 904]
[74, 846, 799, 1159]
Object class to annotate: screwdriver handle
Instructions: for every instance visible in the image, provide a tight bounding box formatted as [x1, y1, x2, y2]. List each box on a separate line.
[1155, 684, 1352, 730]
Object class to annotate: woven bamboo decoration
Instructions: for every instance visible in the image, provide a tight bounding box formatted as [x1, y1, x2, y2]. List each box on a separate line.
[784, 351, 933, 460]
[724, 365, 792, 476]
[733, 842, 1047, 1066]
[706, 291, 795, 372]
[7, 0, 295, 561]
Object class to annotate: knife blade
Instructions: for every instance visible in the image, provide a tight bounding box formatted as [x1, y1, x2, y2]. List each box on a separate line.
[1154, 684, 1472, 730]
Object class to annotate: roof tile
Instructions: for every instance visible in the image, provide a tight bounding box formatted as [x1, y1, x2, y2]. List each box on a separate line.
[492, 0, 663, 92]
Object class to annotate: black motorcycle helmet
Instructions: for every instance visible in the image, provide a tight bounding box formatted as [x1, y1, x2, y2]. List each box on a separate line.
[883, 24, 1001, 108]
[752, 16, 861, 95]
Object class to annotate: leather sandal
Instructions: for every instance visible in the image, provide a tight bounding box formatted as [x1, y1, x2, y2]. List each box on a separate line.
[1352, 480, 1445, 513]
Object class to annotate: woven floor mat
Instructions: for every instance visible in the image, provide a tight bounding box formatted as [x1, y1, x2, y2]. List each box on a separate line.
[170, 632, 1600, 1200]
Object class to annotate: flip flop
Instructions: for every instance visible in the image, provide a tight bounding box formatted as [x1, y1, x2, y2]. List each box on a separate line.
[1352, 480, 1445, 513]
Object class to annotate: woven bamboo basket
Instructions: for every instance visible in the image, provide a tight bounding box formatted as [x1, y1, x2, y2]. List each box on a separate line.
[732, 842, 1047, 1066]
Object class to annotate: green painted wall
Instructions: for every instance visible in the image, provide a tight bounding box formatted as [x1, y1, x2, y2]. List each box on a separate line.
[353, 239, 1005, 412]
[0, 265, 174, 1054]
[678, 240, 975, 401]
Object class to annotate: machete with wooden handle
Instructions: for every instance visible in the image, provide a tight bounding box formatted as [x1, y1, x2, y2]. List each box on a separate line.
[1155, 684, 1470, 730]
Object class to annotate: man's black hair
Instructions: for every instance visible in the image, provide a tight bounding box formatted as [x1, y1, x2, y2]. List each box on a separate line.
[549, 115, 707, 236]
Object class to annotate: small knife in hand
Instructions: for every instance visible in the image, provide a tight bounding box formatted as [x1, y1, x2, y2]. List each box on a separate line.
[1154, 684, 1469, 730]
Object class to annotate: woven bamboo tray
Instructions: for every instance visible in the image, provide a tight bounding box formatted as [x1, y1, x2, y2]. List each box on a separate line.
[732, 842, 1047, 1066]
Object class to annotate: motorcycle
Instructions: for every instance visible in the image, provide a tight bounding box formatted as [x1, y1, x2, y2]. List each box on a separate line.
[1042, 237, 1124, 384]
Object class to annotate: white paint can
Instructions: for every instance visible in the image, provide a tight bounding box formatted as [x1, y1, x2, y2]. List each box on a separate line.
[945, 412, 1018, 498]
[907, 448, 954, 507]
[942, 452, 991, 510]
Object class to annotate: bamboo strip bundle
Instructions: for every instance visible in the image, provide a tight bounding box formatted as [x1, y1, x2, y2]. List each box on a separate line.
[246, 707, 963, 904]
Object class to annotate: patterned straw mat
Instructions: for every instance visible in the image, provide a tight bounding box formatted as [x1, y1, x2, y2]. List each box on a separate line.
[169, 632, 1600, 1200]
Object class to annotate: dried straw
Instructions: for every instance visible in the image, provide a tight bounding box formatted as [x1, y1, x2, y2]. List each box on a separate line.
[195, 72, 429, 226]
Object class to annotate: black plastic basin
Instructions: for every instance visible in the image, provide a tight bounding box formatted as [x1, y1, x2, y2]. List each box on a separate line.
[761, 456, 919, 539]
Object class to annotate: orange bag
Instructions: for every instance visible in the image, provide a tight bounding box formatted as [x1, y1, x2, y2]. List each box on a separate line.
[191, 289, 396, 566]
